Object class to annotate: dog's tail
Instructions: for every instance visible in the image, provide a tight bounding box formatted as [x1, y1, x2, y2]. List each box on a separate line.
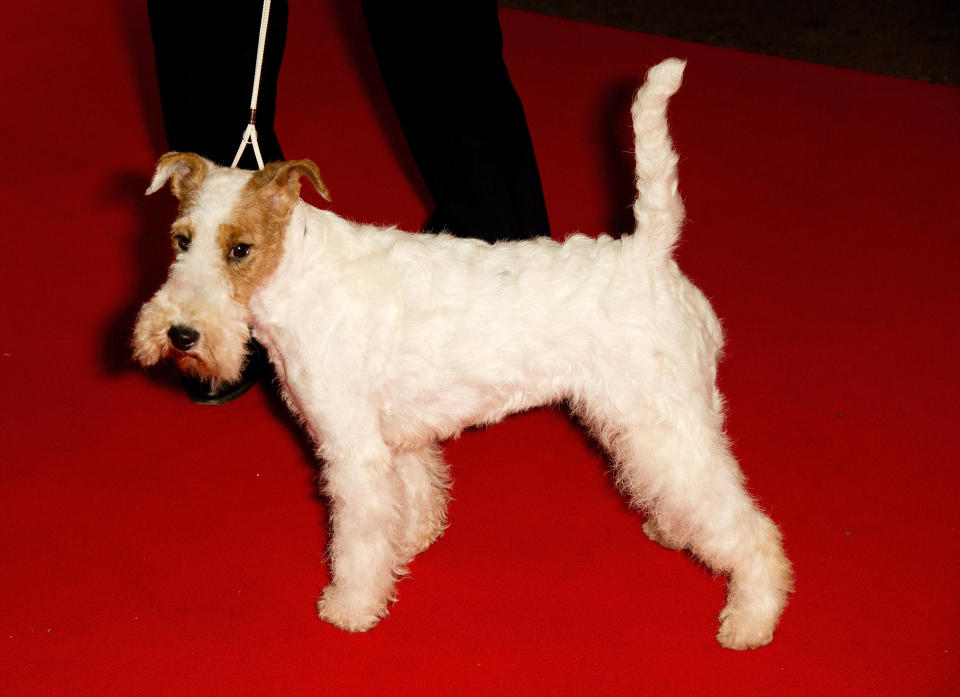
[630, 58, 686, 259]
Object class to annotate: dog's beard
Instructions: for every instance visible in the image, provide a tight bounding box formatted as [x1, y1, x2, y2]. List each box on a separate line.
[172, 351, 214, 382]
[132, 292, 251, 385]
[170, 342, 246, 387]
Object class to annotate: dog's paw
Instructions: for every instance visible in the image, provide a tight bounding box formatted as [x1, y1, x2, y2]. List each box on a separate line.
[716, 605, 776, 650]
[316, 584, 386, 633]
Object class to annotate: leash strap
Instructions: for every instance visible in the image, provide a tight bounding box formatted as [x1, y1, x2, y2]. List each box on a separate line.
[231, 0, 272, 169]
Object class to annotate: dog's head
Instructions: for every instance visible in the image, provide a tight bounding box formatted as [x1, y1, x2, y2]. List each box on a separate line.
[131, 153, 330, 385]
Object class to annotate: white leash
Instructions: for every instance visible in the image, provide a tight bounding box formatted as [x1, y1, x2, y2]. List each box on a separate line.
[231, 0, 272, 170]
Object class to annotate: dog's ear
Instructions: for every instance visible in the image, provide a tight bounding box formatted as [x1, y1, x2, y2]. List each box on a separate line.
[258, 159, 332, 203]
[146, 152, 209, 200]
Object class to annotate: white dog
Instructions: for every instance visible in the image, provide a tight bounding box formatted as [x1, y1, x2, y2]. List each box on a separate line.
[133, 59, 792, 649]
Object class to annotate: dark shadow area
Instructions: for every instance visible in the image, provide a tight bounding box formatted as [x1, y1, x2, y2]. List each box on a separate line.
[598, 80, 643, 236]
[502, 0, 960, 85]
[98, 170, 180, 387]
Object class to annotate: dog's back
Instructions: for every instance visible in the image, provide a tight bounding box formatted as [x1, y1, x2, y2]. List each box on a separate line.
[269, 59, 707, 447]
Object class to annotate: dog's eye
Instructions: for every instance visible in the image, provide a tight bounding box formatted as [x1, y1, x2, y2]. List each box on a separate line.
[173, 234, 191, 253]
[229, 243, 252, 261]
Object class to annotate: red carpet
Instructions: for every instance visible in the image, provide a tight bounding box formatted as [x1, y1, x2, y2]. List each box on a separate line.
[2, 2, 959, 695]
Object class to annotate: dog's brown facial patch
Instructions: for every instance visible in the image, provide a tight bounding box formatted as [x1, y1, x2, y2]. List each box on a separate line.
[219, 160, 330, 306]
[217, 215, 284, 307]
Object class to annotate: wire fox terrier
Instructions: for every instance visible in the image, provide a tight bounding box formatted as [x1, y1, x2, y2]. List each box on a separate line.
[132, 60, 793, 649]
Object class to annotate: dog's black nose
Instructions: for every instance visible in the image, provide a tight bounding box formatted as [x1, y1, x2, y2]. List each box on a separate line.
[167, 324, 200, 352]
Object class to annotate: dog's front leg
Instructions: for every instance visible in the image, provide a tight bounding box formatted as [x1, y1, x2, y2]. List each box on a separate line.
[316, 429, 404, 633]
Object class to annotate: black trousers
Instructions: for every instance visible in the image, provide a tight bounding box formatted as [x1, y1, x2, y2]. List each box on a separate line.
[147, 0, 550, 242]
[147, 0, 287, 169]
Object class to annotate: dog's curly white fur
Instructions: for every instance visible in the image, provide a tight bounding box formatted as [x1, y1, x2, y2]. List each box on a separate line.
[133, 59, 793, 649]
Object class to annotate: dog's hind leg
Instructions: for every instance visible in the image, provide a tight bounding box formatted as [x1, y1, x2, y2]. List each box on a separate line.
[394, 445, 452, 566]
[593, 400, 793, 650]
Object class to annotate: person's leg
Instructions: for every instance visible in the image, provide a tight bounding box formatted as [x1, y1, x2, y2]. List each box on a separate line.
[362, 0, 550, 242]
[147, 0, 288, 169]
